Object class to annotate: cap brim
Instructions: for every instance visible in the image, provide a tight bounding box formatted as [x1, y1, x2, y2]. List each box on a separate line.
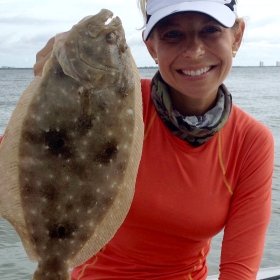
[143, 1, 236, 40]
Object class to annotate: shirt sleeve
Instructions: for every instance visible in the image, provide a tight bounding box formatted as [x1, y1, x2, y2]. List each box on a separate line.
[219, 126, 274, 280]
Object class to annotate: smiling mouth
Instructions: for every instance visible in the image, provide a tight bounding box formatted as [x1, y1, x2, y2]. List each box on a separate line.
[180, 66, 213, 77]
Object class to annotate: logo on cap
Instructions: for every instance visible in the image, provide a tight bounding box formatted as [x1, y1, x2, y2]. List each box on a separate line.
[225, 0, 237, 11]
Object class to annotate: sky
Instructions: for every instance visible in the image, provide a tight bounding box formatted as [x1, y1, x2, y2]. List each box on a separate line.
[0, 0, 280, 68]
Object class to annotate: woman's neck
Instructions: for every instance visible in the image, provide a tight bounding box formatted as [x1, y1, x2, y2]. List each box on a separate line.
[167, 85, 219, 116]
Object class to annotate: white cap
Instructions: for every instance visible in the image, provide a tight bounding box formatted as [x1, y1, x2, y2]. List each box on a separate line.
[143, 0, 238, 40]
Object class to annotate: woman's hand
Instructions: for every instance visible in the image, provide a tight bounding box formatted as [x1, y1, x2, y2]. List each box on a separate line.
[33, 36, 55, 77]
[0, 132, 7, 145]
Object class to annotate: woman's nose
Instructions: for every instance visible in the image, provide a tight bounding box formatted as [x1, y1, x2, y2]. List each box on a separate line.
[182, 36, 205, 59]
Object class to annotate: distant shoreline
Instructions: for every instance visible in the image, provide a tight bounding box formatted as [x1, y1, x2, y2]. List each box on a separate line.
[1, 66, 279, 70]
[0, 67, 33, 70]
[138, 66, 280, 69]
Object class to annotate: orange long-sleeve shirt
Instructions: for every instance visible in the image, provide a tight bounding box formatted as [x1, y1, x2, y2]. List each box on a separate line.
[71, 79, 274, 279]
[2, 78, 273, 279]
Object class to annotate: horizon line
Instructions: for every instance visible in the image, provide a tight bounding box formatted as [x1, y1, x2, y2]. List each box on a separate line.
[1, 66, 280, 70]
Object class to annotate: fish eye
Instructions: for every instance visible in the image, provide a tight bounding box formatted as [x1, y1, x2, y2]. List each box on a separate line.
[106, 32, 116, 43]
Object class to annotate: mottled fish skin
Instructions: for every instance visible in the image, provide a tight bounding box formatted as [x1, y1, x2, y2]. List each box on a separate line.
[0, 9, 143, 280]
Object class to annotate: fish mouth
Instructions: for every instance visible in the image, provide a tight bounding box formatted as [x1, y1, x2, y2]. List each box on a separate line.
[104, 14, 122, 29]
[86, 9, 122, 38]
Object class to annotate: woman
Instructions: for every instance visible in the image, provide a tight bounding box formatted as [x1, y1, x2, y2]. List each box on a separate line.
[33, 0, 274, 279]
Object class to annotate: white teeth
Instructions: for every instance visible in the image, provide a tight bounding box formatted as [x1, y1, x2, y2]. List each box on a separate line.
[182, 67, 211, 76]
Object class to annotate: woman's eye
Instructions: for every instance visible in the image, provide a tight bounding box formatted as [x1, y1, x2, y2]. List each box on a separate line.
[202, 26, 220, 35]
[163, 30, 183, 39]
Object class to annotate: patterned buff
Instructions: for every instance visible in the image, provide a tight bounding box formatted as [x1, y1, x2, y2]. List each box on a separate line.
[151, 71, 232, 147]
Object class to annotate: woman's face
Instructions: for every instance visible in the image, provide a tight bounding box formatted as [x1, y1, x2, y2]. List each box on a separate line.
[144, 12, 244, 115]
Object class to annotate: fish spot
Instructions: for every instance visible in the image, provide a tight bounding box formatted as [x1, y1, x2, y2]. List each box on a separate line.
[22, 126, 42, 145]
[78, 233, 90, 243]
[22, 184, 36, 197]
[101, 196, 113, 207]
[65, 202, 74, 212]
[117, 162, 126, 173]
[94, 139, 118, 164]
[76, 89, 95, 133]
[97, 100, 108, 111]
[77, 115, 93, 131]
[80, 44, 95, 57]
[41, 184, 59, 201]
[54, 67, 66, 78]
[32, 233, 45, 246]
[48, 223, 78, 240]
[117, 85, 128, 98]
[44, 129, 71, 158]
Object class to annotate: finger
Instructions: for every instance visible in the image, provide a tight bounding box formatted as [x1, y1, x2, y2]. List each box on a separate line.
[36, 36, 55, 61]
[34, 36, 55, 76]
[33, 51, 52, 76]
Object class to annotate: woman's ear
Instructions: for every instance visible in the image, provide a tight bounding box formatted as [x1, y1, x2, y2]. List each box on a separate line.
[232, 20, 245, 52]
[142, 30, 158, 60]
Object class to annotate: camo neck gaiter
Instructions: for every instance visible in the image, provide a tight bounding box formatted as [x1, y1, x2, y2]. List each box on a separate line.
[151, 71, 232, 147]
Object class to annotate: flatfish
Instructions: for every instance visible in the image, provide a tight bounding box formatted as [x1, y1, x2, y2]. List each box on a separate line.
[0, 9, 143, 280]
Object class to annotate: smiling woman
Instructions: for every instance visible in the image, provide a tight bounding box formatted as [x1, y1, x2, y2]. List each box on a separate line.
[28, 0, 275, 280]
[144, 12, 244, 116]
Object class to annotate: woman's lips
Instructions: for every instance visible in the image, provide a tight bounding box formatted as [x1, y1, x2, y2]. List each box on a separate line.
[180, 66, 213, 77]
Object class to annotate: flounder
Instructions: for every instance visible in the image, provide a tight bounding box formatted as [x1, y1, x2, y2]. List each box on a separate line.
[0, 9, 143, 280]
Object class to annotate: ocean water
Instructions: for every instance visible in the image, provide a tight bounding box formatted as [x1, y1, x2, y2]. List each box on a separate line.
[0, 67, 279, 278]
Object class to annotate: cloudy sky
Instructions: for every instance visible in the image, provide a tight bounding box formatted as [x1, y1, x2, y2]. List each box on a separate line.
[1, 0, 280, 68]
